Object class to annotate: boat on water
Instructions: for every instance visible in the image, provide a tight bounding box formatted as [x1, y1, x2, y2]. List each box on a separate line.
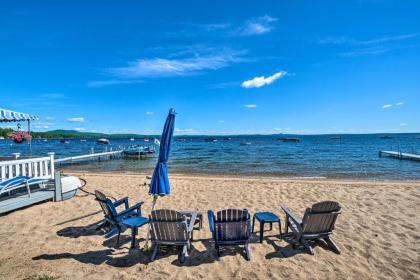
[205, 137, 217, 142]
[240, 142, 251, 145]
[330, 136, 341, 140]
[122, 145, 155, 159]
[96, 138, 110, 144]
[80, 139, 87, 142]
[130, 138, 135, 141]
[144, 138, 150, 142]
[42, 139, 48, 142]
[0, 136, 4, 140]
[380, 136, 393, 139]
[60, 139, 70, 144]
[224, 137, 232, 141]
[279, 137, 300, 143]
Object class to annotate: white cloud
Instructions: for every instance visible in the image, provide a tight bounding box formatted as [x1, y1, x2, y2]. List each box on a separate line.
[67, 117, 85, 123]
[396, 102, 404, 106]
[45, 116, 55, 120]
[175, 128, 194, 133]
[75, 127, 85, 131]
[146, 111, 154, 115]
[242, 71, 287, 88]
[318, 33, 418, 45]
[236, 15, 277, 36]
[400, 123, 407, 126]
[244, 104, 257, 108]
[87, 80, 143, 88]
[218, 120, 225, 123]
[107, 49, 246, 79]
[35, 125, 49, 129]
[382, 104, 392, 109]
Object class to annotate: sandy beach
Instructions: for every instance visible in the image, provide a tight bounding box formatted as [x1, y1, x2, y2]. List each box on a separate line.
[0, 172, 419, 280]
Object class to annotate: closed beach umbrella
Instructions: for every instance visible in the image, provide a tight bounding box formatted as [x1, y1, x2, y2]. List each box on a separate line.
[148, 108, 176, 197]
[144, 108, 176, 249]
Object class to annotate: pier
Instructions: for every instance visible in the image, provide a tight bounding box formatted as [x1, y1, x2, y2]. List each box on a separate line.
[55, 150, 123, 165]
[379, 151, 420, 162]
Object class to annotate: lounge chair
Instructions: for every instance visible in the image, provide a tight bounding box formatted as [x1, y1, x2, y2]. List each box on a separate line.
[282, 201, 342, 255]
[208, 208, 252, 260]
[149, 209, 197, 263]
[0, 176, 49, 197]
[94, 190, 147, 247]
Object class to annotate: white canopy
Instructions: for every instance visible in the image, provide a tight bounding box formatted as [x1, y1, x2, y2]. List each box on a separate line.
[0, 109, 38, 122]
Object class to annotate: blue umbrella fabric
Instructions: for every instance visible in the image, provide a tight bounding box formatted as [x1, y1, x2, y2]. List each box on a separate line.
[148, 108, 176, 196]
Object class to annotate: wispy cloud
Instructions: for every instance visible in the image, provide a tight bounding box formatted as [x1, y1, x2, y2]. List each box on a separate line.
[396, 102, 404, 106]
[74, 127, 85, 131]
[218, 120, 225, 123]
[107, 48, 246, 79]
[318, 33, 418, 45]
[175, 128, 194, 133]
[235, 15, 277, 36]
[87, 80, 143, 88]
[382, 104, 392, 109]
[145, 111, 154, 115]
[244, 104, 257, 108]
[319, 33, 418, 57]
[400, 123, 407, 126]
[242, 71, 287, 88]
[67, 117, 85, 123]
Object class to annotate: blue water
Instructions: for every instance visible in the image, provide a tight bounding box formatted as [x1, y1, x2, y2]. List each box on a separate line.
[1, 134, 419, 180]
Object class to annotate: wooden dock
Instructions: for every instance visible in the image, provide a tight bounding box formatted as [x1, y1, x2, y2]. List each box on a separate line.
[379, 151, 420, 162]
[55, 150, 123, 165]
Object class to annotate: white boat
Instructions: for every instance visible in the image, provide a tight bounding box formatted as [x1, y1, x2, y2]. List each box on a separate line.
[130, 138, 135, 141]
[0, 136, 4, 140]
[96, 138, 109, 144]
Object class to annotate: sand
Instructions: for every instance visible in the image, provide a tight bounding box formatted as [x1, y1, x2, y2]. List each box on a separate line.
[0, 172, 419, 280]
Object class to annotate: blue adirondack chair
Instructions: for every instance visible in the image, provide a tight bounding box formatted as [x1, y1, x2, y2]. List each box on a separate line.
[208, 208, 252, 260]
[94, 190, 148, 248]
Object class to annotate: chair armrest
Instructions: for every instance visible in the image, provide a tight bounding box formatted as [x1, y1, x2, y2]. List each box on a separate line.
[117, 201, 144, 217]
[207, 210, 215, 233]
[282, 206, 303, 225]
[113, 196, 129, 209]
[187, 211, 198, 233]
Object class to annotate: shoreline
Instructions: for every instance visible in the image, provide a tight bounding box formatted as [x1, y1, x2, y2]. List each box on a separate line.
[62, 169, 420, 185]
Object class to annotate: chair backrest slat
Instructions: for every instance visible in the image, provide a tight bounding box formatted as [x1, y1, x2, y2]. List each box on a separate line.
[214, 209, 251, 241]
[150, 209, 187, 242]
[95, 190, 118, 220]
[303, 201, 341, 234]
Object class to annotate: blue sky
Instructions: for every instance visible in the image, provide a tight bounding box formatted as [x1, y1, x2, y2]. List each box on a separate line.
[1, 0, 419, 135]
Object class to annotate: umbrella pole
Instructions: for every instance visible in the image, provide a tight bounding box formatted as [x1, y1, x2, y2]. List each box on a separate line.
[143, 195, 158, 250]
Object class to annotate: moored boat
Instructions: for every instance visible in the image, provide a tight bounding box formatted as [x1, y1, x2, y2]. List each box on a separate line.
[279, 137, 300, 143]
[96, 138, 110, 144]
[122, 145, 155, 159]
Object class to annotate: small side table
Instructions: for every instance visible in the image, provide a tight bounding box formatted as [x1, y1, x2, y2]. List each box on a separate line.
[122, 216, 149, 248]
[252, 212, 282, 243]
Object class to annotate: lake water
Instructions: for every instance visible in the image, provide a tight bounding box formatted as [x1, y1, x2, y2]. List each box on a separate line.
[1, 134, 419, 180]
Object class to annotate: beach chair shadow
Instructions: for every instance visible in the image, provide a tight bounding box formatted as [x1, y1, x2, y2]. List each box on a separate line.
[265, 234, 307, 259]
[33, 248, 150, 267]
[56, 222, 103, 239]
[170, 239, 217, 266]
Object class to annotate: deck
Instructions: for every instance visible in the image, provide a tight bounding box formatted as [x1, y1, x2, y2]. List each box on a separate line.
[379, 151, 420, 162]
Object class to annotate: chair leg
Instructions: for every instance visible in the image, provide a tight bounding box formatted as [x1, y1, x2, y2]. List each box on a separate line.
[179, 244, 188, 263]
[215, 245, 220, 258]
[115, 230, 121, 247]
[269, 222, 273, 231]
[130, 226, 137, 249]
[244, 244, 251, 261]
[260, 222, 264, 243]
[324, 237, 341, 254]
[285, 218, 289, 234]
[252, 216, 255, 233]
[151, 244, 159, 261]
[278, 220, 282, 240]
[303, 239, 314, 255]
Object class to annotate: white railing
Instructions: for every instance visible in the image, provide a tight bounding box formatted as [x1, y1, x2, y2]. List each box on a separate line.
[0, 153, 55, 181]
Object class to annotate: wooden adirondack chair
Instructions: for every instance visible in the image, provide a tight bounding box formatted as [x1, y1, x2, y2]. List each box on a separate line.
[149, 209, 197, 263]
[282, 201, 341, 255]
[208, 208, 252, 261]
[94, 190, 145, 246]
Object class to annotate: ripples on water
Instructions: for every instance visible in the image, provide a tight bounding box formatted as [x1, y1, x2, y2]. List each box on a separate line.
[1, 134, 419, 180]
